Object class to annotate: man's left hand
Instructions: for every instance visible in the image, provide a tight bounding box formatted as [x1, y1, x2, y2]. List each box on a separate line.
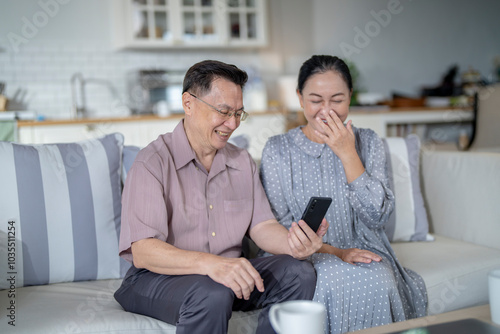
[288, 218, 328, 260]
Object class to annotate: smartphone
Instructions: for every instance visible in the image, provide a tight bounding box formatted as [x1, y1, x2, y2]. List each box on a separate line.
[300, 197, 332, 232]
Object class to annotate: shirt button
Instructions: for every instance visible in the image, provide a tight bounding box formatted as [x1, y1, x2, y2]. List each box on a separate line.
[209, 205, 213, 209]
[212, 232, 216, 237]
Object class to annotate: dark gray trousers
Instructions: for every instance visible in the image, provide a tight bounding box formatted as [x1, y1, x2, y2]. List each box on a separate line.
[114, 254, 316, 334]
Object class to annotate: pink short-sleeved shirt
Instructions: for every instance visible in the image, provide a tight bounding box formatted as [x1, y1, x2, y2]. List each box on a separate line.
[119, 120, 275, 263]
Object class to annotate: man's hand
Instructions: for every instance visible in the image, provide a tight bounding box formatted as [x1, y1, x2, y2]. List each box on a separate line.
[287, 218, 329, 260]
[204, 256, 264, 300]
[131, 238, 263, 300]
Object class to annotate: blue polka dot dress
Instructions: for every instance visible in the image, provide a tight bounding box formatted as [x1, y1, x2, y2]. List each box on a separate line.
[259, 126, 427, 334]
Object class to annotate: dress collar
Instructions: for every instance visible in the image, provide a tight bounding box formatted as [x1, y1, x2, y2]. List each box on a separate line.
[289, 126, 326, 158]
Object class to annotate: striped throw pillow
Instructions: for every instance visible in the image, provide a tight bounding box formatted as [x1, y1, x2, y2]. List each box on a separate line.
[0, 133, 130, 288]
[383, 134, 433, 242]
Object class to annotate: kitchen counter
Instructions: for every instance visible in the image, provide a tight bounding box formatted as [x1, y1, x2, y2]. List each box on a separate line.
[13, 107, 473, 159]
[347, 106, 473, 138]
[17, 113, 184, 127]
[286, 106, 473, 138]
[15, 111, 286, 161]
[17, 111, 284, 127]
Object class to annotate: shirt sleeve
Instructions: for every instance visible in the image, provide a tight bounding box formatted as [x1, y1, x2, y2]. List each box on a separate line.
[259, 138, 294, 230]
[118, 155, 169, 263]
[248, 152, 277, 231]
[346, 130, 395, 230]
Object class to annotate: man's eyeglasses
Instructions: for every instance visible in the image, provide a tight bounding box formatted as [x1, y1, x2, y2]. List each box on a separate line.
[189, 93, 248, 121]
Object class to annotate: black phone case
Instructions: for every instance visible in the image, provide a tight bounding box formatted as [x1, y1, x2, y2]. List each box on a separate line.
[300, 197, 332, 232]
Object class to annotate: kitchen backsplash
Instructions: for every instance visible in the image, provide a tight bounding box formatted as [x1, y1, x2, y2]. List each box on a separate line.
[0, 43, 266, 119]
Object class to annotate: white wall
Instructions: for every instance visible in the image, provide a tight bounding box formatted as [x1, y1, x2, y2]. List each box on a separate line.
[0, 0, 498, 118]
[0, 0, 269, 118]
[311, 0, 500, 97]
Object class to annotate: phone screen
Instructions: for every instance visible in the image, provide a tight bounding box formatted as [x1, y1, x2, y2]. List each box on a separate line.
[300, 197, 332, 232]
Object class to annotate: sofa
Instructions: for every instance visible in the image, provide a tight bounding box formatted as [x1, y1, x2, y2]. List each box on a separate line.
[1, 133, 499, 334]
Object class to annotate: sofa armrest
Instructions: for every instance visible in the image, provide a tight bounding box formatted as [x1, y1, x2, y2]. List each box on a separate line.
[421, 150, 500, 250]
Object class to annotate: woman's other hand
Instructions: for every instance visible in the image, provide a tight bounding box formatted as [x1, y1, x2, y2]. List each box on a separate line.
[338, 248, 382, 265]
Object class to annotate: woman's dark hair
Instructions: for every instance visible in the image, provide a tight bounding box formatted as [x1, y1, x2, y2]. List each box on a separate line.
[183, 60, 248, 96]
[297, 55, 352, 94]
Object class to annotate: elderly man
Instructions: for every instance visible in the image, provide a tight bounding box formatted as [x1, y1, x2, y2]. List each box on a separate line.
[114, 60, 328, 334]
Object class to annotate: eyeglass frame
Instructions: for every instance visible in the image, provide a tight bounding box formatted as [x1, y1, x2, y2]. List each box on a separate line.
[188, 92, 248, 121]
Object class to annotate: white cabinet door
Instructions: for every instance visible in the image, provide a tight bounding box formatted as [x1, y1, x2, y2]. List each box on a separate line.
[18, 124, 99, 144]
[112, 0, 268, 49]
[18, 120, 181, 147]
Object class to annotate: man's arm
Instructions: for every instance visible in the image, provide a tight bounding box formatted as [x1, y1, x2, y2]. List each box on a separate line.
[131, 238, 264, 300]
[249, 218, 328, 259]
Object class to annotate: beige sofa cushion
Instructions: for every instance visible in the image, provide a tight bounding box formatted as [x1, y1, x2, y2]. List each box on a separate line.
[0, 279, 260, 333]
[421, 150, 500, 250]
[392, 235, 500, 315]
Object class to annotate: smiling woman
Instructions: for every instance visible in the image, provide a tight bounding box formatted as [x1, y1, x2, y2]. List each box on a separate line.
[259, 55, 428, 334]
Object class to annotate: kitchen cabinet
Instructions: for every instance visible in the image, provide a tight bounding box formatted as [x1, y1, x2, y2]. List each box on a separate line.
[112, 0, 268, 49]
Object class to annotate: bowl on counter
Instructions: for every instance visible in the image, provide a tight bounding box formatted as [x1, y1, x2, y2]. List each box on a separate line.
[425, 97, 451, 108]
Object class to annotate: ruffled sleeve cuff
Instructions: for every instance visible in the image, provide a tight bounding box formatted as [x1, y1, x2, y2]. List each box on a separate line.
[347, 171, 369, 191]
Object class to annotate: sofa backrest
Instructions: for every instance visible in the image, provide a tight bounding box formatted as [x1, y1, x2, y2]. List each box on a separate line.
[470, 83, 500, 150]
[421, 149, 500, 250]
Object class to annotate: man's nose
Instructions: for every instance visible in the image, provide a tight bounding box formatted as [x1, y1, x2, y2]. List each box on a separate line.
[224, 114, 239, 130]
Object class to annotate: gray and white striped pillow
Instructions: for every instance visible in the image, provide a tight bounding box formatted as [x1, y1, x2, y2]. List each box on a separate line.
[383, 134, 433, 242]
[0, 133, 130, 288]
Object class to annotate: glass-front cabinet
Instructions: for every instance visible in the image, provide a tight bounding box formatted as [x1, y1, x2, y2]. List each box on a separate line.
[112, 0, 268, 48]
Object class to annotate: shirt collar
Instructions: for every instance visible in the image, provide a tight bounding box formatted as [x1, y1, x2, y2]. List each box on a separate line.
[171, 119, 243, 172]
[289, 126, 326, 158]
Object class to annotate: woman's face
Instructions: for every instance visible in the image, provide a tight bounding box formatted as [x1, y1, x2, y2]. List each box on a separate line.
[297, 70, 351, 138]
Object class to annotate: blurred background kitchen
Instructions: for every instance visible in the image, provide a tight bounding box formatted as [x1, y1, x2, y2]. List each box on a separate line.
[0, 0, 499, 153]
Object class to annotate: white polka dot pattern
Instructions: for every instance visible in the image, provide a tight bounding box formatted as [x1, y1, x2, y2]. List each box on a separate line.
[260, 126, 427, 334]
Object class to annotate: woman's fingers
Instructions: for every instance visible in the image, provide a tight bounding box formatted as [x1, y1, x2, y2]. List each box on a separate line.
[327, 110, 345, 131]
[341, 248, 382, 264]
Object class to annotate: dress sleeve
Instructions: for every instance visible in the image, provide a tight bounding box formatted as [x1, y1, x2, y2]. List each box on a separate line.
[259, 137, 294, 230]
[345, 129, 395, 230]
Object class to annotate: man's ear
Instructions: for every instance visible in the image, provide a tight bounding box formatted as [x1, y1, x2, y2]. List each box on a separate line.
[182, 92, 192, 116]
[182, 92, 193, 116]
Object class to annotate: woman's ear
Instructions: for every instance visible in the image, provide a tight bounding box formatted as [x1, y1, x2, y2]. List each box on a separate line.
[296, 89, 304, 109]
[182, 92, 192, 116]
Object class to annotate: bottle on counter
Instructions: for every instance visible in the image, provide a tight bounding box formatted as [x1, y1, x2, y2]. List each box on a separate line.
[244, 68, 268, 112]
[0, 82, 8, 112]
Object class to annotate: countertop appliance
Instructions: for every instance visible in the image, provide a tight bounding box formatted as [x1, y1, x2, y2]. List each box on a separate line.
[127, 69, 184, 115]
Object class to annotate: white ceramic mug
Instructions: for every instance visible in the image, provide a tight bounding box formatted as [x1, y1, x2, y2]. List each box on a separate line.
[489, 268, 500, 325]
[269, 300, 326, 334]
